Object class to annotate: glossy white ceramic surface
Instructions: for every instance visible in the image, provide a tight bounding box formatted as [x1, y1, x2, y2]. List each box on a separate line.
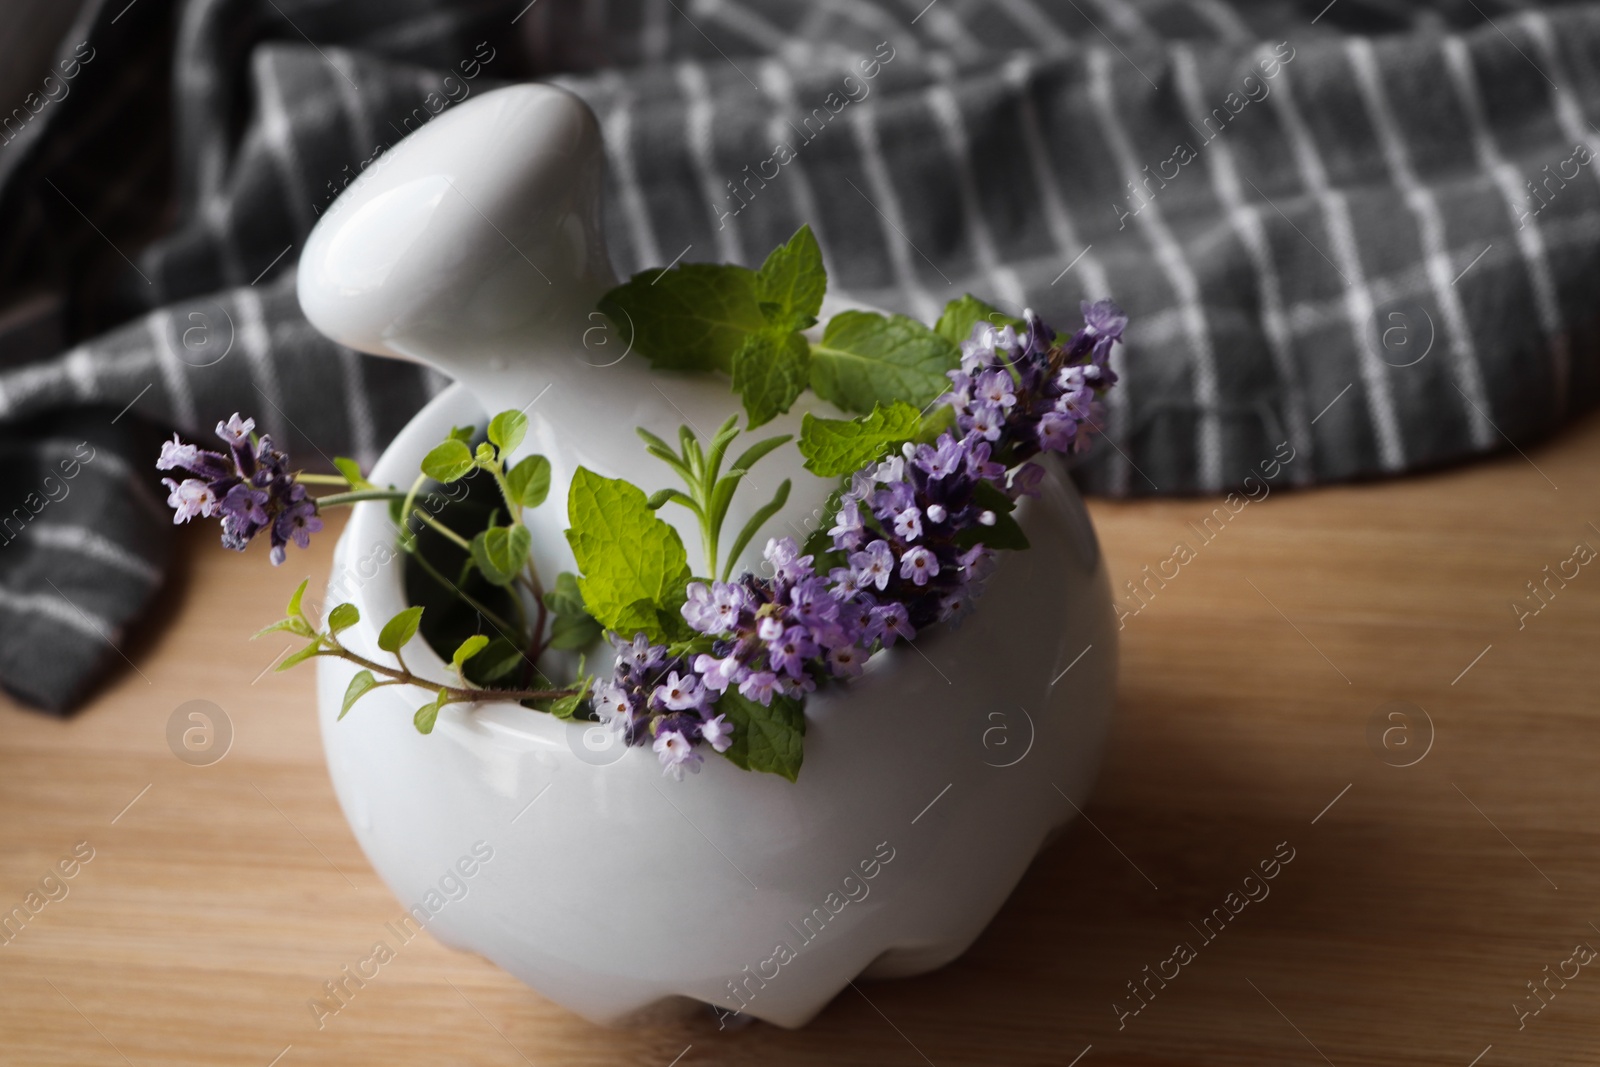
[300, 83, 1119, 1027]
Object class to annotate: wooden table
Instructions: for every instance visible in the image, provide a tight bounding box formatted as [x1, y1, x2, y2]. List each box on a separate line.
[3, 413, 1598, 1067]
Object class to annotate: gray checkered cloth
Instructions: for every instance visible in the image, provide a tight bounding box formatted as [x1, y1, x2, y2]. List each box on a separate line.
[0, 0, 1594, 710]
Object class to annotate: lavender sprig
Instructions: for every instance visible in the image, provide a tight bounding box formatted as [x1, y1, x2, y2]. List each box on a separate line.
[598, 301, 1126, 779]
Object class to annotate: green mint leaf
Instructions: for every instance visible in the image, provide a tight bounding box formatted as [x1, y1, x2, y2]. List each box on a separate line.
[470, 525, 532, 587]
[451, 634, 490, 671]
[935, 293, 1025, 346]
[449, 425, 476, 443]
[505, 454, 551, 508]
[565, 467, 691, 644]
[715, 690, 806, 781]
[277, 640, 322, 672]
[421, 439, 475, 483]
[286, 578, 309, 619]
[487, 410, 528, 455]
[332, 457, 374, 491]
[731, 330, 810, 428]
[809, 310, 960, 414]
[548, 613, 603, 650]
[798, 401, 924, 477]
[754, 224, 825, 332]
[326, 602, 360, 634]
[339, 670, 377, 720]
[597, 263, 765, 373]
[377, 606, 424, 653]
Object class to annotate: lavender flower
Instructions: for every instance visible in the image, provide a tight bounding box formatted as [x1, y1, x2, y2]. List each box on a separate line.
[156, 413, 323, 565]
[597, 301, 1125, 772]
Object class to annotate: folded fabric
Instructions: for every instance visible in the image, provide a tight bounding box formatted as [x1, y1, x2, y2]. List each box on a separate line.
[0, 0, 1595, 711]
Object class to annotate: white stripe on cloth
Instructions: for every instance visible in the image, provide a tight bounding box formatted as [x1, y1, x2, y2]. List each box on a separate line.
[1518, 10, 1600, 411]
[925, 84, 1029, 311]
[234, 287, 287, 446]
[693, 0, 799, 56]
[1171, 45, 1313, 482]
[991, 0, 1073, 49]
[598, 76, 663, 270]
[1440, 35, 1569, 414]
[848, 103, 945, 322]
[147, 310, 199, 430]
[1265, 46, 1406, 472]
[1181, 0, 1255, 42]
[1347, 37, 1494, 450]
[1088, 48, 1224, 491]
[0, 583, 112, 642]
[676, 62, 744, 264]
[64, 347, 99, 402]
[254, 55, 317, 242]
[757, 61, 836, 277]
[27, 525, 162, 585]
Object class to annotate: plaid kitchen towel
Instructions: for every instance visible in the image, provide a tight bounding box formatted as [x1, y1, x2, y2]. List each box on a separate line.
[0, 0, 1597, 710]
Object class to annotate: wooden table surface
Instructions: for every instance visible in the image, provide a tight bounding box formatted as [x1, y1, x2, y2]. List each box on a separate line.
[3, 412, 1598, 1067]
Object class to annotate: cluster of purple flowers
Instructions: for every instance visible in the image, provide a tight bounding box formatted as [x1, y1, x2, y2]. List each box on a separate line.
[157, 414, 322, 565]
[599, 301, 1126, 778]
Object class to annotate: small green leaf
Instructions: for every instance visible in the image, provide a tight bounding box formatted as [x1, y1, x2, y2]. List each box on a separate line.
[339, 670, 378, 719]
[550, 679, 590, 720]
[597, 263, 767, 374]
[715, 690, 806, 781]
[413, 692, 445, 734]
[326, 602, 360, 634]
[449, 425, 476, 443]
[451, 634, 490, 671]
[332, 457, 374, 491]
[722, 478, 791, 580]
[377, 606, 424, 653]
[548, 612, 603, 650]
[253, 616, 314, 640]
[470, 525, 532, 587]
[754, 224, 826, 332]
[727, 433, 793, 477]
[421, 439, 475, 483]
[276, 640, 322, 672]
[732, 331, 810, 428]
[286, 578, 309, 619]
[487, 410, 528, 455]
[810, 310, 960, 415]
[504, 454, 551, 508]
[565, 467, 692, 644]
[798, 402, 924, 477]
[467, 637, 523, 684]
[935, 293, 1025, 346]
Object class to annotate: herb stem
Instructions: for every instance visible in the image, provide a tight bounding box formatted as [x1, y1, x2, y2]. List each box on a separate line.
[297, 473, 350, 486]
[411, 507, 473, 552]
[405, 548, 524, 641]
[314, 489, 413, 508]
[320, 638, 576, 705]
